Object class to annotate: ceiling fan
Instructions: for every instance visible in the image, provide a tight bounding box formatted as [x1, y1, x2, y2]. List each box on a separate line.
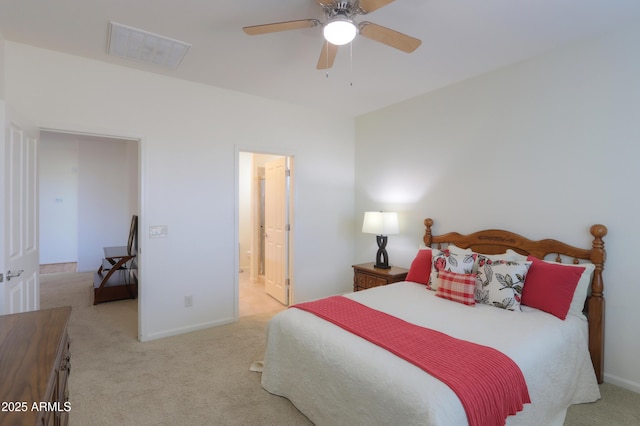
[243, 0, 421, 70]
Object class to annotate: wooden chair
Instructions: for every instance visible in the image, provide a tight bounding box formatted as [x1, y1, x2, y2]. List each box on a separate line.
[93, 215, 138, 304]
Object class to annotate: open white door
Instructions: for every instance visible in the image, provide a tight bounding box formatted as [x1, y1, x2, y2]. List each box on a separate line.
[264, 157, 289, 305]
[0, 102, 40, 314]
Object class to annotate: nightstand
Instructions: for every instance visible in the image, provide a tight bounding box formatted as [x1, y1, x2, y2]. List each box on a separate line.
[352, 262, 409, 292]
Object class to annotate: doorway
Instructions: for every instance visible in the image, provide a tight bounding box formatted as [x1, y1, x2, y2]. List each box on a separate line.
[238, 151, 293, 317]
[38, 130, 141, 331]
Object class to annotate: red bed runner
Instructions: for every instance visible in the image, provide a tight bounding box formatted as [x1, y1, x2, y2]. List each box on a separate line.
[293, 296, 530, 426]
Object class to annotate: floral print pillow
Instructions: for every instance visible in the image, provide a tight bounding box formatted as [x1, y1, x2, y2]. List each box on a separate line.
[428, 249, 476, 291]
[475, 260, 532, 311]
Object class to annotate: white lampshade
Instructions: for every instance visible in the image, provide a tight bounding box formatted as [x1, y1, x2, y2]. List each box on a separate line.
[323, 17, 357, 46]
[362, 211, 399, 235]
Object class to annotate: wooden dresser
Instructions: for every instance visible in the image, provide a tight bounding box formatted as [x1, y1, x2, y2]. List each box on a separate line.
[352, 262, 409, 291]
[0, 307, 71, 426]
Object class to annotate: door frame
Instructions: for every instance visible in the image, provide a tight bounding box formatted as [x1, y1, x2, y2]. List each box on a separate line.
[234, 146, 295, 319]
[40, 126, 145, 340]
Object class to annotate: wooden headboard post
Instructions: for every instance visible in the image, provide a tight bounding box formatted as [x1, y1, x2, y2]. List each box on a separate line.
[424, 218, 434, 246]
[588, 224, 607, 384]
[423, 218, 607, 384]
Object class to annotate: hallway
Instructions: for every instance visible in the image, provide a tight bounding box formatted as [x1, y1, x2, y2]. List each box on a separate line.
[238, 271, 285, 317]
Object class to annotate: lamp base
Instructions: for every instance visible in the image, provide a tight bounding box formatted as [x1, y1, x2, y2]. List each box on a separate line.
[374, 235, 390, 269]
[373, 262, 391, 270]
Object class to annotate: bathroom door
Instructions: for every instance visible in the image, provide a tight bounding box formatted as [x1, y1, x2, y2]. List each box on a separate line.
[264, 157, 289, 305]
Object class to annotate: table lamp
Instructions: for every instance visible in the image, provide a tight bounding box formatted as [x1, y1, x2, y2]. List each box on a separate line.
[362, 211, 399, 269]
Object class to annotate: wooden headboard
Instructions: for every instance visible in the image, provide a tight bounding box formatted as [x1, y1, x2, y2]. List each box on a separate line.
[423, 218, 607, 383]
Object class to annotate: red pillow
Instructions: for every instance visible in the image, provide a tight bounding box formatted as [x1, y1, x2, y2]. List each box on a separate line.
[435, 270, 476, 306]
[406, 249, 432, 285]
[521, 255, 585, 320]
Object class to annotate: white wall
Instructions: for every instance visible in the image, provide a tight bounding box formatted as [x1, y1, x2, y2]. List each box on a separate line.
[4, 42, 355, 340]
[39, 133, 79, 264]
[355, 22, 640, 392]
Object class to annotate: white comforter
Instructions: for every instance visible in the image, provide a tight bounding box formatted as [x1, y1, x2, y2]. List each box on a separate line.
[261, 282, 600, 426]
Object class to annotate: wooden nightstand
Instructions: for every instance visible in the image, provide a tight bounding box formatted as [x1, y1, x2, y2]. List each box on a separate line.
[352, 262, 409, 292]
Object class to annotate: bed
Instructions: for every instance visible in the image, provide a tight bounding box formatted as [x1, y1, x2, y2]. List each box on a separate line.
[261, 218, 607, 425]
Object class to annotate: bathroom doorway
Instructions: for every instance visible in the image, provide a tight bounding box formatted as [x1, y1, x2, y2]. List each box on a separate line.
[238, 151, 293, 316]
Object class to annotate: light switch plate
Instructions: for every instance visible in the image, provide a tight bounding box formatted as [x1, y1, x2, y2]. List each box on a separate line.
[149, 225, 168, 238]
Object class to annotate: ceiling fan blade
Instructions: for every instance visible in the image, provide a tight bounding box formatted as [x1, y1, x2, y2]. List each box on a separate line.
[358, 0, 397, 14]
[316, 41, 339, 70]
[315, 0, 335, 6]
[243, 19, 320, 35]
[359, 22, 421, 53]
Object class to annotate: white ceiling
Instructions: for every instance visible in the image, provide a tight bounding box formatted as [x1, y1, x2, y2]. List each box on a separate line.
[2, 0, 640, 117]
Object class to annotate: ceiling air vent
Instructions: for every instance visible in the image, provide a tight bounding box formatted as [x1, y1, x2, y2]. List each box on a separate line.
[107, 22, 191, 69]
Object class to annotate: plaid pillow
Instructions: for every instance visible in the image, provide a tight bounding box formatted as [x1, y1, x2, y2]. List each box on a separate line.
[436, 270, 476, 306]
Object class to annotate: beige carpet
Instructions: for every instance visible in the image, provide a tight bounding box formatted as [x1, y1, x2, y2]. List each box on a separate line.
[40, 272, 310, 426]
[40, 272, 640, 425]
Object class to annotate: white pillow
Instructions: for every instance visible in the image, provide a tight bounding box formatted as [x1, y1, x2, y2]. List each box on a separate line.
[505, 249, 529, 261]
[449, 245, 526, 262]
[446, 244, 474, 254]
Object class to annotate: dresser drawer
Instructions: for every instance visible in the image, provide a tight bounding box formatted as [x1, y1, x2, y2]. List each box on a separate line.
[355, 272, 386, 290]
[58, 333, 71, 406]
[366, 274, 386, 289]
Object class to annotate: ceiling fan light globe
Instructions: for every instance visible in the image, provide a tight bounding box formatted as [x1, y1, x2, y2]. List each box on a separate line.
[323, 19, 357, 45]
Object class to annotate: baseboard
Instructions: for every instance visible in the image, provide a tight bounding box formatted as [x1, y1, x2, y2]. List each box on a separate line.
[139, 316, 236, 342]
[604, 372, 640, 394]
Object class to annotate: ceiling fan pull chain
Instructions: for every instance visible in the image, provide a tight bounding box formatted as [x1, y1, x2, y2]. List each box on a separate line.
[326, 40, 330, 78]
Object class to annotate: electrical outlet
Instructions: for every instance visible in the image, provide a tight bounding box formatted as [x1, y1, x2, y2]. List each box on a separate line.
[184, 295, 193, 308]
